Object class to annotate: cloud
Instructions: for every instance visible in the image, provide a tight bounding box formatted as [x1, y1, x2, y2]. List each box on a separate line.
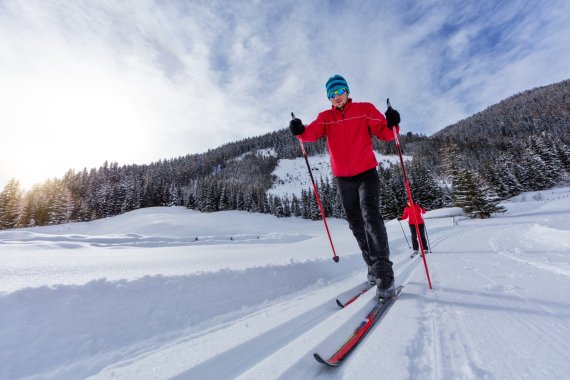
[1, 0, 570, 189]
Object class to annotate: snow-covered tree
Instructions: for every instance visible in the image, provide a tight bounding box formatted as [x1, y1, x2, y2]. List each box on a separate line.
[454, 169, 505, 218]
[0, 179, 23, 229]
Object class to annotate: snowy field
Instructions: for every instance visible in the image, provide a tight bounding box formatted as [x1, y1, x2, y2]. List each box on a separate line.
[1, 187, 570, 379]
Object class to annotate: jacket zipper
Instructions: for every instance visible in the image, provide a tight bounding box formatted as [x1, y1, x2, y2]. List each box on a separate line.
[341, 109, 351, 176]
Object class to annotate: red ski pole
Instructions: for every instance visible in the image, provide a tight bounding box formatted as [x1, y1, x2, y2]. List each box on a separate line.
[387, 100, 433, 289]
[292, 112, 339, 263]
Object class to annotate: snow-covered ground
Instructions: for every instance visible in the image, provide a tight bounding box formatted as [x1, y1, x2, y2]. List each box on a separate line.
[1, 187, 570, 379]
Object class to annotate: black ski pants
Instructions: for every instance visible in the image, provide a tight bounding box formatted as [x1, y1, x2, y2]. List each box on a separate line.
[409, 223, 428, 251]
[336, 169, 394, 284]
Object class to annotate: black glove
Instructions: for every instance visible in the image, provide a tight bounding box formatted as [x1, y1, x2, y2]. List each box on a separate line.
[385, 107, 400, 130]
[397, 217, 402, 221]
[289, 118, 305, 135]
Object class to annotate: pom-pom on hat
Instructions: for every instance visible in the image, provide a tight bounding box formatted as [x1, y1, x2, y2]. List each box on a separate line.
[326, 74, 349, 97]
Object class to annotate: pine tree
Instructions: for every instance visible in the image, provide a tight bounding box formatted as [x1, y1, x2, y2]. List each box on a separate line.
[0, 179, 22, 229]
[554, 140, 570, 172]
[527, 134, 561, 181]
[519, 142, 555, 191]
[48, 180, 72, 225]
[441, 143, 464, 190]
[331, 180, 345, 219]
[378, 168, 400, 219]
[218, 184, 229, 211]
[409, 159, 445, 210]
[378, 166, 407, 220]
[272, 195, 284, 217]
[485, 152, 524, 199]
[454, 169, 505, 218]
[291, 194, 301, 217]
[186, 192, 197, 209]
[282, 194, 292, 217]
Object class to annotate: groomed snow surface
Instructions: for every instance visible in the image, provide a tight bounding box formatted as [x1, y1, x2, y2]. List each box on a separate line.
[1, 187, 570, 379]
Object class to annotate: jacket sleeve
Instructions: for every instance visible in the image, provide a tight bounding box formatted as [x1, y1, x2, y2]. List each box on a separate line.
[400, 208, 409, 220]
[366, 103, 399, 142]
[299, 111, 327, 142]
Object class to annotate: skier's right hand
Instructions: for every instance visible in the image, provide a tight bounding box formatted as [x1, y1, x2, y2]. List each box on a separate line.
[289, 118, 305, 135]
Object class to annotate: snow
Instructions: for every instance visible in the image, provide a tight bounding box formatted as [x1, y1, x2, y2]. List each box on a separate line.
[268, 151, 411, 198]
[1, 187, 570, 379]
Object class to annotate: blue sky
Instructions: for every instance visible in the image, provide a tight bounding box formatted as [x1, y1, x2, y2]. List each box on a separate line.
[1, 0, 570, 189]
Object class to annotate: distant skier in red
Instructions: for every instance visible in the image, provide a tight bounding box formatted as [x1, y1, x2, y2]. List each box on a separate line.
[399, 201, 429, 255]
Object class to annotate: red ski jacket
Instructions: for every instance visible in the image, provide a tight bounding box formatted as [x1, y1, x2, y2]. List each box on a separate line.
[299, 99, 397, 177]
[400, 204, 426, 225]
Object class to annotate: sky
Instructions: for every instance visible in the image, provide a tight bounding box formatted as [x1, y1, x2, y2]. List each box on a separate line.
[1, 0, 570, 190]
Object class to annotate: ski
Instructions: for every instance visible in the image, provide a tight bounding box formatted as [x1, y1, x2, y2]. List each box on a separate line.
[336, 282, 374, 308]
[315, 286, 404, 366]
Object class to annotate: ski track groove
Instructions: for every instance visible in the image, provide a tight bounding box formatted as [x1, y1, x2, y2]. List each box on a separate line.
[423, 226, 465, 253]
[413, 226, 493, 380]
[431, 317, 442, 380]
[91, 256, 418, 379]
[469, 256, 570, 362]
[230, 253, 420, 378]
[430, 223, 570, 378]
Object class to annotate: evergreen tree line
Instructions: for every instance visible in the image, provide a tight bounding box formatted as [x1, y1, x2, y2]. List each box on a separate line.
[1, 130, 569, 229]
[441, 132, 570, 218]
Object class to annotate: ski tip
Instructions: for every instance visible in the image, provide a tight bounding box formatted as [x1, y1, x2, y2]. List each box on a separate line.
[314, 353, 327, 364]
[314, 353, 340, 367]
[336, 299, 345, 308]
[395, 285, 404, 297]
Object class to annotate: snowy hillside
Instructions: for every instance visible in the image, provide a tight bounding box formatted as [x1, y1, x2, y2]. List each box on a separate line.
[1, 187, 570, 379]
[268, 151, 411, 198]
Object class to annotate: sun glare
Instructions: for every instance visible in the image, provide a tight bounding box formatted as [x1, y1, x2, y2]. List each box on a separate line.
[1, 61, 156, 188]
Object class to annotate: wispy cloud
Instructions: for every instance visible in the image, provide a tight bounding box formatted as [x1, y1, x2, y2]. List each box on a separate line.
[1, 0, 569, 188]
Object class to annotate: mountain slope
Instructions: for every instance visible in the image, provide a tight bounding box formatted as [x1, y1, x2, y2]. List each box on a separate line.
[433, 79, 570, 142]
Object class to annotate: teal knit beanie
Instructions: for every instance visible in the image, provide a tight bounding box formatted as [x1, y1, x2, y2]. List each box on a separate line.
[325, 75, 349, 97]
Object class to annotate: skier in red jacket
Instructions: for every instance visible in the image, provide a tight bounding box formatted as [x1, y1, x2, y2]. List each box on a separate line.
[289, 74, 400, 300]
[399, 201, 429, 256]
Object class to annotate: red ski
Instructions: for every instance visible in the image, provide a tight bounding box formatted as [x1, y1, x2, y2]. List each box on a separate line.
[314, 286, 403, 366]
[335, 282, 374, 308]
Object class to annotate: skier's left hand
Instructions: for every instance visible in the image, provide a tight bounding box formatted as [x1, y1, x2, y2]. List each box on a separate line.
[385, 107, 400, 129]
[289, 118, 305, 135]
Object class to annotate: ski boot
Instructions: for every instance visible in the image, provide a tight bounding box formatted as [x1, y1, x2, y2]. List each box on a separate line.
[376, 279, 396, 301]
[367, 266, 376, 285]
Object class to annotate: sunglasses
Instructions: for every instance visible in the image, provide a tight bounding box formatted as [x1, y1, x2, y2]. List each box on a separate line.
[328, 87, 348, 99]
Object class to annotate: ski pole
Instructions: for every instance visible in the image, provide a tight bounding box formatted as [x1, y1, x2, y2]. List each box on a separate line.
[397, 218, 411, 249]
[292, 112, 340, 263]
[387, 99, 432, 289]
